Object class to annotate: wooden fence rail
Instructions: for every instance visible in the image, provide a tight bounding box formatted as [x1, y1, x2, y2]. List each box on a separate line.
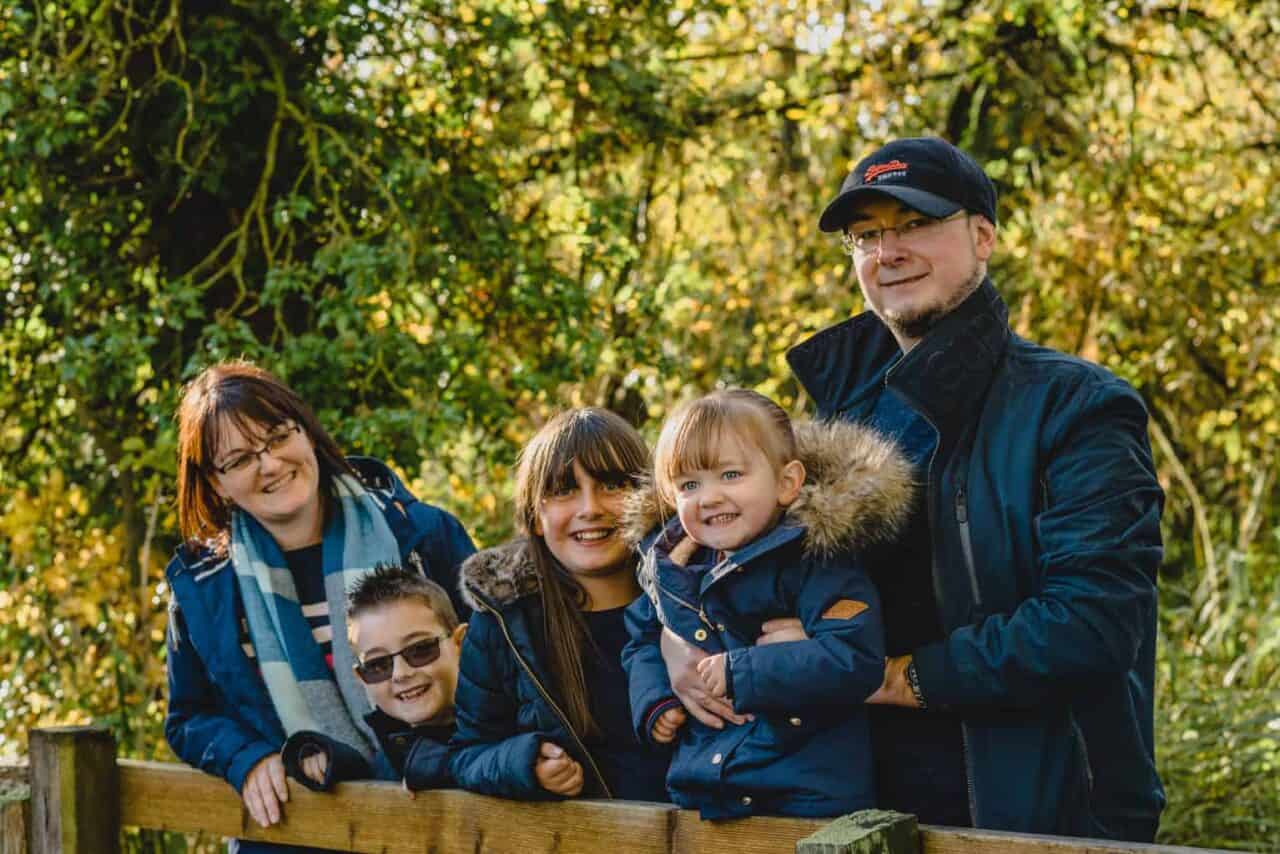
[0, 726, 1248, 854]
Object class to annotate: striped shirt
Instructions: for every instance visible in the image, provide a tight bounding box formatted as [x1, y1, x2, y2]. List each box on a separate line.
[237, 543, 334, 671]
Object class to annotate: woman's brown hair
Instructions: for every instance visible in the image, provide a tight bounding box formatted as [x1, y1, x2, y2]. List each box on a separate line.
[176, 360, 354, 549]
[512, 408, 650, 739]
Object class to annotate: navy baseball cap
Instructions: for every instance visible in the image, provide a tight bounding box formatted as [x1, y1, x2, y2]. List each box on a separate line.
[818, 137, 998, 233]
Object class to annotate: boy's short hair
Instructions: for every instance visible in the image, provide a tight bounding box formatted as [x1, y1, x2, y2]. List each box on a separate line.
[347, 563, 460, 632]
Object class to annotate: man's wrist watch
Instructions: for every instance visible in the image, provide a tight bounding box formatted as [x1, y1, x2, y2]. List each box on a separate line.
[905, 660, 928, 710]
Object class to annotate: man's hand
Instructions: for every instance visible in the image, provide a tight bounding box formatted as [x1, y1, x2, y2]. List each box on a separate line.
[300, 750, 328, 786]
[757, 617, 807, 645]
[651, 706, 688, 743]
[534, 742, 584, 797]
[696, 653, 729, 697]
[242, 753, 289, 828]
[659, 627, 748, 729]
[867, 655, 919, 708]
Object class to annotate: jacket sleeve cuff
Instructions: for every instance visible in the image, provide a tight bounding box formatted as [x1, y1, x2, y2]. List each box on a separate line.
[909, 643, 951, 709]
[642, 697, 683, 744]
[403, 738, 452, 791]
[227, 740, 280, 794]
[282, 731, 373, 790]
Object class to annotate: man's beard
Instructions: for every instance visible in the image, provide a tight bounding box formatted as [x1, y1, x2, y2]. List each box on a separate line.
[882, 263, 985, 342]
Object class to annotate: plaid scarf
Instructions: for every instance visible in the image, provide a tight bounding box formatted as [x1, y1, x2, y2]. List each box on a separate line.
[231, 473, 400, 758]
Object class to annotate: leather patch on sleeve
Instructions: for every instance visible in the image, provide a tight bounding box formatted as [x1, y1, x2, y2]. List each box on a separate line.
[822, 599, 870, 621]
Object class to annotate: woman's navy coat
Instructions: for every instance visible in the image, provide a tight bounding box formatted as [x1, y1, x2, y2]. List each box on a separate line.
[164, 456, 475, 795]
[623, 419, 914, 819]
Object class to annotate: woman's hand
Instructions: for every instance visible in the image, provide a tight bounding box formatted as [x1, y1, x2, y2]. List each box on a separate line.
[300, 750, 328, 786]
[534, 742, 584, 797]
[660, 628, 748, 729]
[242, 753, 290, 827]
[651, 706, 688, 743]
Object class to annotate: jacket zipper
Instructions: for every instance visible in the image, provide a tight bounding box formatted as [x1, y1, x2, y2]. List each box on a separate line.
[478, 599, 614, 799]
[655, 581, 716, 631]
[954, 488, 983, 607]
[891, 380, 980, 827]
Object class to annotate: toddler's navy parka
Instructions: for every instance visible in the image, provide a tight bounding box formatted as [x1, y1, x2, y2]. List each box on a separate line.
[622, 419, 914, 819]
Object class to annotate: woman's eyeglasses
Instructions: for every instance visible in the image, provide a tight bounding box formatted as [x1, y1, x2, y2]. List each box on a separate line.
[354, 637, 444, 684]
[212, 424, 302, 476]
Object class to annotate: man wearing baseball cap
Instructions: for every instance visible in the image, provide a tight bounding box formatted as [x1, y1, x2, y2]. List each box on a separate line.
[788, 137, 1165, 839]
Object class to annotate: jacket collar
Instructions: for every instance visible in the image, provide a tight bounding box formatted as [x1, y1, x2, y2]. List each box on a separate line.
[458, 539, 542, 613]
[788, 278, 1010, 437]
[623, 418, 915, 574]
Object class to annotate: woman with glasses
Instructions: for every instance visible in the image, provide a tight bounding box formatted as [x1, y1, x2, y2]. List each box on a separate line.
[449, 408, 671, 803]
[164, 361, 475, 853]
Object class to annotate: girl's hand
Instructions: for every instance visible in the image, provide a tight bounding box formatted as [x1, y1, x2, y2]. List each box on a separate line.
[660, 628, 749, 729]
[534, 742, 584, 796]
[696, 653, 729, 697]
[651, 706, 688, 743]
[300, 750, 328, 786]
[242, 753, 289, 827]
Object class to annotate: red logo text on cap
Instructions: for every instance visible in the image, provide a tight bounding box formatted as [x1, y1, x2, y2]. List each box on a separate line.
[864, 160, 908, 183]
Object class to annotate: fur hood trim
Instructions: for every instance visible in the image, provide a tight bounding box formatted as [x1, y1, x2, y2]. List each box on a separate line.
[458, 538, 541, 612]
[622, 419, 915, 558]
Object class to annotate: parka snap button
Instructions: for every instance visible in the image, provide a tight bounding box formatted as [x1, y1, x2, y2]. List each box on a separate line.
[741, 796, 753, 806]
[716, 623, 726, 631]
[711, 753, 722, 765]
[789, 717, 802, 727]
[694, 629, 708, 641]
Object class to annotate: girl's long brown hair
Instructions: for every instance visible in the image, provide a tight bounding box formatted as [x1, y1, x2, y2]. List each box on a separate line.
[176, 360, 354, 551]
[512, 408, 649, 738]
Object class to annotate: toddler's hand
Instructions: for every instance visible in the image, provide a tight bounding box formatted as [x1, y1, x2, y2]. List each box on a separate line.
[300, 750, 328, 786]
[534, 741, 584, 797]
[696, 653, 728, 698]
[651, 706, 688, 743]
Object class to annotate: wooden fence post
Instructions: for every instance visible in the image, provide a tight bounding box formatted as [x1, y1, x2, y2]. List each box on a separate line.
[795, 810, 918, 854]
[28, 727, 119, 854]
[0, 764, 29, 854]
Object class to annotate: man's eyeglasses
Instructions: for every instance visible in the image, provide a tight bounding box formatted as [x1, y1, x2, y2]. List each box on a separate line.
[354, 637, 445, 684]
[212, 424, 302, 476]
[840, 211, 969, 255]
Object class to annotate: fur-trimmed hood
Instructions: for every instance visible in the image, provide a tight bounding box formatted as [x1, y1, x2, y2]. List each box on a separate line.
[458, 538, 542, 612]
[622, 419, 915, 558]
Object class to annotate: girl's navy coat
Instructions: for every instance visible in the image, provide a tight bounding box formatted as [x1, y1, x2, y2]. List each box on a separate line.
[622, 420, 914, 819]
[164, 457, 475, 796]
[450, 541, 668, 802]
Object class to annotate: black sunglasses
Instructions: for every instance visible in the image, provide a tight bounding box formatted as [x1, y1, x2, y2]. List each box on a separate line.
[354, 637, 444, 684]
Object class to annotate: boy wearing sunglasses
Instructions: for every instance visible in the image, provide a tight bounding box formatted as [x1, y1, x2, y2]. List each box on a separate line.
[282, 564, 467, 791]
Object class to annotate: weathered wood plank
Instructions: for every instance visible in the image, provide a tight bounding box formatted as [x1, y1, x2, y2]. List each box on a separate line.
[29, 727, 118, 854]
[119, 759, 675, 853]
[919, 826, 1243, 854]
[671, 809, 827, 854]
[117, 760, 1249, 854]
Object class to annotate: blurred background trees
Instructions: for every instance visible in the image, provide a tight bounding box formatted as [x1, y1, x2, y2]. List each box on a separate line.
[1, 0, 1276, 849]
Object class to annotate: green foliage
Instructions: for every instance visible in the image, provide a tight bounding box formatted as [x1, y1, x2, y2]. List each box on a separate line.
[1, 0, 1277, 850]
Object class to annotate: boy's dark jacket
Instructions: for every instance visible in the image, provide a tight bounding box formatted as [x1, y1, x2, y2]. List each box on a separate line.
[164, 457, 476, 795]
[622, 419, 914, 819]
[786, 278, 1165, 840]
[281, 708, 453, 790]
[451, 540, 671, 802]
